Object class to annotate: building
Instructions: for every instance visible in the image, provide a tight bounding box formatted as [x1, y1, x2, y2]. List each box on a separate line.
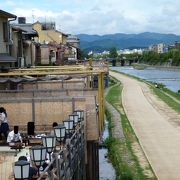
[175, 41, 180, 48]
[67, 35, 80, 48]
[11, 17, 38, 66]
[32, 21, 70, 65]
[66, 35, 80, 63]
[157, 43, 166, 53]
[33, 21, 68, 45]
[149, 43, 167, 53]
[0, 10, 17, 70]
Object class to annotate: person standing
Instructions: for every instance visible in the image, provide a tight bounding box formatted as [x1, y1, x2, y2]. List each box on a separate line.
[0, 107, 9, 139]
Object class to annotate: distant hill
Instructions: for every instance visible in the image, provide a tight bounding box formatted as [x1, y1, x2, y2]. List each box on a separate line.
[77, 32, 180, 52]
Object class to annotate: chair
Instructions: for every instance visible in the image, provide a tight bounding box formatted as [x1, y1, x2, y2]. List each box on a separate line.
[27, 122, 35, 136]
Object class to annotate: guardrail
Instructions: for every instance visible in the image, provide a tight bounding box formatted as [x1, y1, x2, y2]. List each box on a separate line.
[38, 123, 85, 180]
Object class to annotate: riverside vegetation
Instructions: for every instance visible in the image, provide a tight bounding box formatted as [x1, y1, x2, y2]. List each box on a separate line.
[139, 49, 180, 66]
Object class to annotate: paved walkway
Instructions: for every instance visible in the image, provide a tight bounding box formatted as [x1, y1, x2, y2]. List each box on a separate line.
[110, 71, 180, 180]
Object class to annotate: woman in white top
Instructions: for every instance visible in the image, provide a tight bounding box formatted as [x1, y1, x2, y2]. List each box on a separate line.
[0, 107, 9, 139]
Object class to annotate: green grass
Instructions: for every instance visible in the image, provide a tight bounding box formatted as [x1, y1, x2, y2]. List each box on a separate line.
[152, 87, 180, 113]
[105, 79, 156, 180]
[163, 88, 180, 101]
[106, 82, 120, 106]
[145, 82, 180, 114]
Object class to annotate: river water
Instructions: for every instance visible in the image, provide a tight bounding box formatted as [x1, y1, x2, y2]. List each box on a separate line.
[99, 120, 116, 180]
[110, 66, 180, 93]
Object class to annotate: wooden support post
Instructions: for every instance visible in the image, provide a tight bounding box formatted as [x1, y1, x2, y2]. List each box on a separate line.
[32, 91, 35, 122]
[98, 72, 105, 134]
[87, 75, 91, 90]
[101, 72, 104, 131]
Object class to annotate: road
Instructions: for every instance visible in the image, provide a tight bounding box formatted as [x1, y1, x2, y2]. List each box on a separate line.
[110, 71, 180, 180]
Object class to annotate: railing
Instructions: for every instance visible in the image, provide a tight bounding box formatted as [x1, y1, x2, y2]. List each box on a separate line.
[38, 123, 85, 180]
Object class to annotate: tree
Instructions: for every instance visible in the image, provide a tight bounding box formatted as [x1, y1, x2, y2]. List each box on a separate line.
[109, 47, 118, 66]
[77, 49, 89, 60]
[109, 47, 118, 58]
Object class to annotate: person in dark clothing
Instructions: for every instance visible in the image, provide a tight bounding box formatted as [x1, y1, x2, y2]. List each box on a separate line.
[50, 122, 58, 136]
[0, 107, 9, 140]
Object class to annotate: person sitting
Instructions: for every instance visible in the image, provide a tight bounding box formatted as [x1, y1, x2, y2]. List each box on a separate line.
[0, 107, 9, 140]
[18, 156, 38, 180]
[41, 161, 58, 180]
[7, 126, 22, 148]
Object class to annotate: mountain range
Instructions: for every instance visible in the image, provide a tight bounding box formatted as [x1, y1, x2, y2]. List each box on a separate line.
[77, 32, 180, 52]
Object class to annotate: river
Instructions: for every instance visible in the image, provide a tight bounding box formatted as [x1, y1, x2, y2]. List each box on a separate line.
[99, 120, 116, 180]
[110, 66, 180, 93]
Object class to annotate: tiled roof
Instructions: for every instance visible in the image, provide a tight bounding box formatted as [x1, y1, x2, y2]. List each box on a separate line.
[0, 53, 17, 62]
[11, 23, 38, 36]
[0, 10, 16, 18]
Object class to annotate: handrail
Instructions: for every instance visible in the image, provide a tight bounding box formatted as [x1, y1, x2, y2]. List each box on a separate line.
[37, 123, 84, 180]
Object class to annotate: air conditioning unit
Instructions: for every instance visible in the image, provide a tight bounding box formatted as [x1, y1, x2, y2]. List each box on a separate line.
[18, 57, 24, 68]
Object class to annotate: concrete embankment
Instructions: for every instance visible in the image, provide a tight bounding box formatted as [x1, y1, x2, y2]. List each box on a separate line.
[105, 101, 124, 139]
[133, 63, 180, 71]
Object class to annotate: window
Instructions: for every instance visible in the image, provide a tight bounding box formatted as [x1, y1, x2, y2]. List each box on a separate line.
[3, 22, 8, 42]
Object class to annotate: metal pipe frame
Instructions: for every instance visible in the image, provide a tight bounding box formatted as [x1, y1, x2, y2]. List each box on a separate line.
[13, 65, 86, 71]
[0, 68, 107, 134]
[0, 69, 106, 76]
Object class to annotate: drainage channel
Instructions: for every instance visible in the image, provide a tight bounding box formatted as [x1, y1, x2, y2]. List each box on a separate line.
[99, 120, 116, 180]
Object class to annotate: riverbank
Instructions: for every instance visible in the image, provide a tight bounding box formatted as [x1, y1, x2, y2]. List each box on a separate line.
[110, 71, 180, 179]
[111, 68, 180, 113]
[105, 77, 156, 179]
[132, 63, 180, 71]
[110, 66, 180, 93]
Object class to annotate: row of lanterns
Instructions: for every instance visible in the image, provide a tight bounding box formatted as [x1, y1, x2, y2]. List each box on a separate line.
[13, 110, 84, 180]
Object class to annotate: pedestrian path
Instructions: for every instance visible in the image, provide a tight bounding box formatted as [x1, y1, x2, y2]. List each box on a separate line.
[110, 71, 180, 180]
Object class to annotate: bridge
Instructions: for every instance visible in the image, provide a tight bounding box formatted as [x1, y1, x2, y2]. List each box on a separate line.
[106, 57, 138, 66]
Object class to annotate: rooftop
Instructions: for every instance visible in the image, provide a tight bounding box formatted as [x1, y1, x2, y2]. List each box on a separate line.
[0, 9, 16, 19]
[11, 23, 38, 36]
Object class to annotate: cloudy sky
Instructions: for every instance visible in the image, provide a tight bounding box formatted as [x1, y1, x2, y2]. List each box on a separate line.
[1, 0, 180, 35]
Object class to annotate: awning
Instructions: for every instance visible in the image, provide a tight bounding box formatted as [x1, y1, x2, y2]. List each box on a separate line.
[0, 77, 37, 83]
[0, 53, 17, 62]
[0, 75, 71, 83]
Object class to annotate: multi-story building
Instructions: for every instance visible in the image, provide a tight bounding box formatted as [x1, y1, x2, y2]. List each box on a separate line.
[66, 35, 80, 62]
[149, 43, 167, 53]
[33, 21, 68, 45]
[175, 41, 180, 48]
[67, 35, 80, 48]
[0, 10, 17, 69]
[11, 17, 38, 67]
[32, 21, 71, 65]
[157, 43, 165, 53]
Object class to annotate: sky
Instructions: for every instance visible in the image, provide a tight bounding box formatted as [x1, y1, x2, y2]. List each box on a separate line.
[1, 0, 180, 35]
